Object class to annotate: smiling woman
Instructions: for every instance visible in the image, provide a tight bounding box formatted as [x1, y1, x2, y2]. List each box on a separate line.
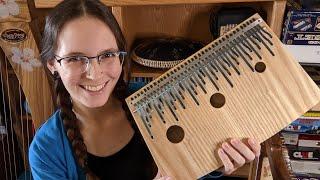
[28, 0, 261, 180]
[28, 0, 159, 179]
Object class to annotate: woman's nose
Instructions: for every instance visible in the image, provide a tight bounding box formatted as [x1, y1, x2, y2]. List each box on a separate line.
[86, 59, 103, 79]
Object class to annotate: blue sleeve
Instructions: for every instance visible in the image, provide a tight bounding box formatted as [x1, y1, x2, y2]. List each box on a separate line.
[199, 171, 223, 179]
[29, 125, 68, 180]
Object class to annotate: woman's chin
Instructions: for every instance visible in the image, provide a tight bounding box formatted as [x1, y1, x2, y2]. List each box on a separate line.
[82, 100, 108, 109]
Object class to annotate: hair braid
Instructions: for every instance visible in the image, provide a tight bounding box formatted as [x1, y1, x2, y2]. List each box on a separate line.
[53, 72, 98, 179]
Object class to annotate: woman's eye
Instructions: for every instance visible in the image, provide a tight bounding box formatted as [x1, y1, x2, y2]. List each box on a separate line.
[67, 56, 83, 62]
[101, 53, 114, 59]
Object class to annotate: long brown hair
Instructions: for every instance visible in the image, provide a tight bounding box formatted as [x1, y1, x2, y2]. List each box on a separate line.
[40, 0, 130, 178]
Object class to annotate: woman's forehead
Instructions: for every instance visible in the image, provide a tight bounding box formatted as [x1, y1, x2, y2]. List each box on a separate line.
[56, 16, 118, 56]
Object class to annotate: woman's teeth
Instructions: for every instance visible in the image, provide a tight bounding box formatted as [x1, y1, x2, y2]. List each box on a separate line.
[83, 83, 106, 92]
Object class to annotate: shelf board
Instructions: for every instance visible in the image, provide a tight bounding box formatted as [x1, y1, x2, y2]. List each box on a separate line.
[35, 0, 284, 8]
[130, 61, 168, 79]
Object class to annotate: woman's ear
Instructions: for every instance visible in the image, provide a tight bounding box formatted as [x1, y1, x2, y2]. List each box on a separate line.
[47, 60, 56, 74]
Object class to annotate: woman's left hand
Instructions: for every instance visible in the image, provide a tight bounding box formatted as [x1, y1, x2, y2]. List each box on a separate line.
[217, 138, 261, 175]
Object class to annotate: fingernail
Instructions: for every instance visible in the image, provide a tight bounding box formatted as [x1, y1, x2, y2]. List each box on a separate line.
[218, 148, 224, 155]
[249, 138, 255, 144]
[166, 177, 171, 180]
[222, 142, 229, 149]
[231, 139, 239, 145]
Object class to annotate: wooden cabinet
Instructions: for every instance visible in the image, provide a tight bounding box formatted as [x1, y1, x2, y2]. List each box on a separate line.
[23, 0, 293, 179]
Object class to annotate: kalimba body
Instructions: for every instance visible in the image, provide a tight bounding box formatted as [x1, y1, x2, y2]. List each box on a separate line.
[125, 14, 320, 179]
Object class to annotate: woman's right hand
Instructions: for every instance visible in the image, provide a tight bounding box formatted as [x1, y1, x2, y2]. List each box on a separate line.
[153, 170, 172, 180]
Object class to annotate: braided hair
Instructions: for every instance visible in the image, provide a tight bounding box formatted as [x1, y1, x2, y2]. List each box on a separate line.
[40, 0, 131, 179]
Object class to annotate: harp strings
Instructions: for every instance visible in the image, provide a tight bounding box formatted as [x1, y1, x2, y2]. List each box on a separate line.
[0, 57, 8, 180]
[4, 54, 18, 179]
[0, 53, 13, 179]
[1, 51, 33, 180]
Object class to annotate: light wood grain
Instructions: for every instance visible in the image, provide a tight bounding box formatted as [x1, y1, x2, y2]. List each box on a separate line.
[0, 0, 31, 23]
[0, 22, 54, 130]
[125, 14, 320, 179]
[262, 0, 286, 37]
[35, 0, 284, 8]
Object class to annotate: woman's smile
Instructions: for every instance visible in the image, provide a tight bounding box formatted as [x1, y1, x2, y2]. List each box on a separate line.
[79, 80, 109, 94]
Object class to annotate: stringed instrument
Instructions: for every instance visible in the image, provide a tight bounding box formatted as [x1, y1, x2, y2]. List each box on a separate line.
[125, 14, 320, 179]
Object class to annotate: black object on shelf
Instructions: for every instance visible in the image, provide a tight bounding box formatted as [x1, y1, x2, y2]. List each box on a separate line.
[209, 7, 266, 38]
[131, 37, 204, 69]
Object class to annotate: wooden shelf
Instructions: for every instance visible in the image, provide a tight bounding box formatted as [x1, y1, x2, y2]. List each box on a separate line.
[35, 0, 285, 8]
[131, 61, 168, 79]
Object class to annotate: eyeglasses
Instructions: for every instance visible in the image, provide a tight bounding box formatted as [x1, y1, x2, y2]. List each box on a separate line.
[54, 51, 127, 75]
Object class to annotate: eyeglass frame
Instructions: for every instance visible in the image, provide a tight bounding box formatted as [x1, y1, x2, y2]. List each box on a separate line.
[54, 51, 127, 74]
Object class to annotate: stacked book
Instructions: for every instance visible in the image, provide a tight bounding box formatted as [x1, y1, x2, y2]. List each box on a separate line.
[281, 112, 320, 180]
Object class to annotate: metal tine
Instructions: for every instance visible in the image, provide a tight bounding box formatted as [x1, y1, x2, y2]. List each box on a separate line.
[189, 75, 198, 87]
[245, 30, 262, 50]
[187, 77, 198, 95]
[194, 65, 206, 85]
[237, 40, 253, 61]
[165, 89, 177, 110]
[216, 47, 231, 67]
[259, 26, 273, 39]
[240, 34, 262, 60]
[137, 108, 154, 138]
[254, 25, 273, 46]
[202, 65, 220, 91]
[183, 79, 200, 105]
[161, 94, 179, 121]
[168, 89, 177, 102]
[224, 42, 240, 62]
[192, 71, 207, 94]
[225, 48, 240, 65]
[211, 57, 234, 87]
[178, 81, 186, 92]
[208, 55, 219, 72]
[227, 30, 251, 56]
[198, 67, 207, 78]
[137, 107, 152, 129]
[219, 52, 231, 67]
[231, 35, 253, 61]
[172, 86, 186, 109]
[152, 98, 166, 123]
[223, 38, 240, 58]
[206, 63, 219, 80]
[141, 106, 152, 126]
[252, 28, 275, 56]
[217, 55, 232, 75]
[196, 70, 207, 86]
[221, 50, 240, 75]
[213, 52, 232, 75]
[231, 40, 255, 72]
[175, 80, 186, 100]
[240, 38, 253, 53]
[157, 96, 165, 112]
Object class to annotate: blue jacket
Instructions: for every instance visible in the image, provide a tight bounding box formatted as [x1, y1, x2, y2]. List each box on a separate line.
[29, 110, 223, 180]
[29, 110, 86, 180]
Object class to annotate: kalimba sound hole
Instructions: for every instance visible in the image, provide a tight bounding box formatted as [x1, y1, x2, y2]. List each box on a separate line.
[255, 62, 266, 73]
[166, 125, 185, 143]
[210, 93, 225, 108]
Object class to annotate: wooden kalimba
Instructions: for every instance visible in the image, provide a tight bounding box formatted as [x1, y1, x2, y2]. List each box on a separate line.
[125, 14, 320, 179]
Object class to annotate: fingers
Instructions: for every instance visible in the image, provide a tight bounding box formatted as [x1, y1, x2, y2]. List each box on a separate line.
[154, 176, 171, 180]
[221, 142, 246, 168]
[153, 170, 171, 180]
[217, 148, 234, 175]
[248, 138, 261, 157]
[230, 139, 256, 162]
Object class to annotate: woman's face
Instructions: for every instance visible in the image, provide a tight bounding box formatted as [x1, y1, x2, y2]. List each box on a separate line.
[48, 16, 122, 108]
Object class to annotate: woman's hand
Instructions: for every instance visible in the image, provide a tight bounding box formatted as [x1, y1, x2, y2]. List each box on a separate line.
[153, 138, 260, 179]
[217, 138, 261, 175]
[153, 170, 171, 180]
